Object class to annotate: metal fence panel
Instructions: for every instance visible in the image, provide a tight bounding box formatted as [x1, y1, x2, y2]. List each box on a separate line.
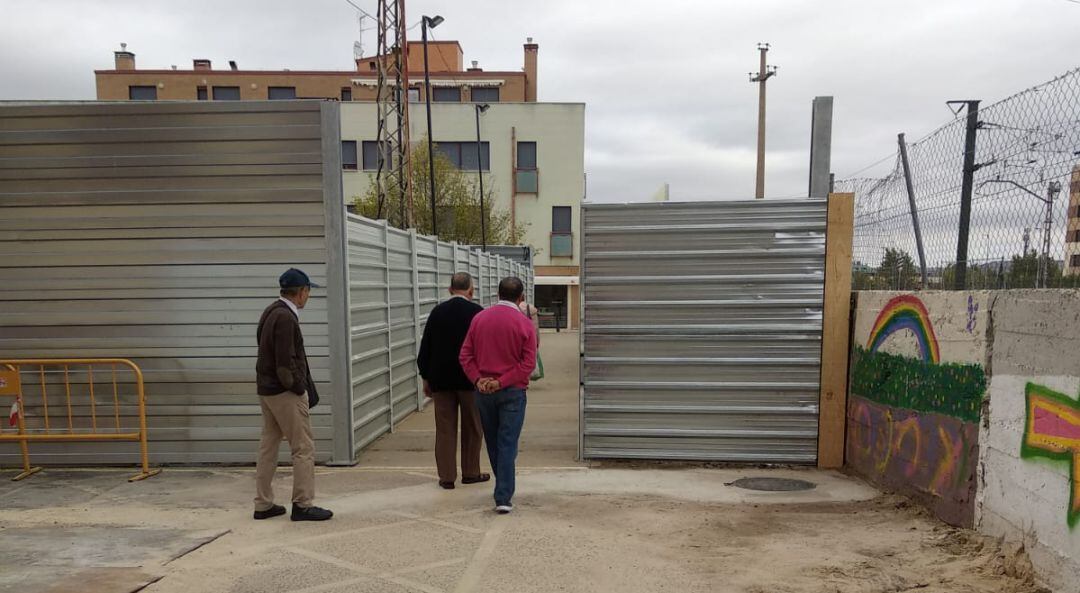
[581, 200, 827, 463]
[343, 219, 533, 459]
[0, 100, 338, 465]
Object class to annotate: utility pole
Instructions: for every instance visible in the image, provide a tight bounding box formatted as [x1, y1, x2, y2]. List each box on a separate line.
[898, 133, 928, 288]
[749, 43, 777, 199]
[948, 100, 980, 289]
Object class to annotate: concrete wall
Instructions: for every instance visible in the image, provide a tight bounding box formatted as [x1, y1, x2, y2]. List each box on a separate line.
[976, 290, 1080, 593]
[847, 292, 990, 527]
[849, 289, 1080, 592]
[340, 102, 586, 269]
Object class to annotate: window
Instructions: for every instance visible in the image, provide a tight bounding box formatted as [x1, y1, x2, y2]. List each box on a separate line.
[551, 206, 573, 257]
[196, 86, 208, 100]
[434, 142, 490, 171]
[1072, 230, 1080, 242]
[516, 141, 538, 193]
[408, 87, 420, 102]
[552, 206, 572, 233]
[1073, 254, 1080, 267]
[340, 87, 352, 101]
[213, 86, 241, 100]
[362, 141, 392, 171]
[432, 87, 461, 102]
[342, 141, 358, 170]
[517, 142, 537, 168]
[267, 86, 296, 100]
[128, 86, 157, 100]
[472, 87, 500, 102]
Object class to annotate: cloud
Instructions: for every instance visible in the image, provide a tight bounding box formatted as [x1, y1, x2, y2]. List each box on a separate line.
[2, 0, 1078, 202]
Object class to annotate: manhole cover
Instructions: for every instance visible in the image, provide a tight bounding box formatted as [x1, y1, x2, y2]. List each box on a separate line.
[729, 477, 816, 492]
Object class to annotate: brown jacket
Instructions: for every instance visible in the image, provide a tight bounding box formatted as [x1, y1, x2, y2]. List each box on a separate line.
[256, 300, 317, 405]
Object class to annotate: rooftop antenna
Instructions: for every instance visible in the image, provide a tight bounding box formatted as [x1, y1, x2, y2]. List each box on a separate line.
[343, 0, 377, 58]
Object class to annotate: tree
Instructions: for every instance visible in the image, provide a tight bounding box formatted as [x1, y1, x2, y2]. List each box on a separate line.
[877, 248, 920, 290]
[352, 140, 525, 246]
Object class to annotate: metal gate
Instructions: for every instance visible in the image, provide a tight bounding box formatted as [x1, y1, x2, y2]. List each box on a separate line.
[580, 200, 827, 463]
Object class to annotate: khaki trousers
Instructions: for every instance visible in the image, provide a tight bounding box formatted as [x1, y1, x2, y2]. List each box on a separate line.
[432, 390, 484, 483]
[254, 391, 315, 511]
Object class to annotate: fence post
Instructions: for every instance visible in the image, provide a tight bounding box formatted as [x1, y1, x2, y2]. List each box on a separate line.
[953, 100, 981, 290]
[818, 192, 855, 469]
[382, 220, 394, 432]
[809, 96, 834, 199]
[410, 229, 424, 412]
[898, 133, 929, 288]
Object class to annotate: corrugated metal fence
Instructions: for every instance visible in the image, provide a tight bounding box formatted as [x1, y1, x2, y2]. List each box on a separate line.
[0, 100, 339, 464]
[580, 200, 827, 463]
[344, 216, 533, 457]
[0, 100, 532, 467]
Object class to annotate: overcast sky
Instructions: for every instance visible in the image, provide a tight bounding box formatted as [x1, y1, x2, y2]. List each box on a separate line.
[2, 0, 1078, 201]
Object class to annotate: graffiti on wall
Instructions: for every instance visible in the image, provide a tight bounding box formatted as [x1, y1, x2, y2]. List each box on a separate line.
[1022, 382, 1080, 528]
[848, 294, 986, 527]
[848, 397, 979, 512]
[867, 294, 941, 363]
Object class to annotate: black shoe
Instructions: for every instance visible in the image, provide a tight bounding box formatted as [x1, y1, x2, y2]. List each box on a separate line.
[462, 473, 490, 484]
[253, 504, 287, 520]
[291, 505, 333, 521]
[439, 481, 456, 490]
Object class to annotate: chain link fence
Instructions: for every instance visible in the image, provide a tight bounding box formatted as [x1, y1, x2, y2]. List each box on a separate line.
[836, 67, 1080, 290]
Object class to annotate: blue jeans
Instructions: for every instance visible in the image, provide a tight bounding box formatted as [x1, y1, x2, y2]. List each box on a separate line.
[474, 388, 527, 506]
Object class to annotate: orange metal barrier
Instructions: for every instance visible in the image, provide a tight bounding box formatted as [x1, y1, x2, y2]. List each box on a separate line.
[0, 359, 161, 482]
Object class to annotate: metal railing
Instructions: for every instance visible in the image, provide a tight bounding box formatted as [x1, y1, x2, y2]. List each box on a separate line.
[0, 359, 161, 482]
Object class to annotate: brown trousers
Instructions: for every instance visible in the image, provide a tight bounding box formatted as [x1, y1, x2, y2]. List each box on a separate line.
[254, 391, 315, 511]
[433, 390, 484, 483]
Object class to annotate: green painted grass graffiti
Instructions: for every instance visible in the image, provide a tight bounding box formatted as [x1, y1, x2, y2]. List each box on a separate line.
[849, 346, 986, 423]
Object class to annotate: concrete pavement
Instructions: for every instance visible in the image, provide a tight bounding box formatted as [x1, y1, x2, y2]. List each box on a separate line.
[0, 332, 1042, 593]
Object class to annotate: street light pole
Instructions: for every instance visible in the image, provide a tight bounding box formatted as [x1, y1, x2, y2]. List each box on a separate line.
[474, 103, 489, 251]
[421, 15, 443, 235]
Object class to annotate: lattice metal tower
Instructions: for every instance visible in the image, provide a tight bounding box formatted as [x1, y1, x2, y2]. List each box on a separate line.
[374, 0, 412, 225]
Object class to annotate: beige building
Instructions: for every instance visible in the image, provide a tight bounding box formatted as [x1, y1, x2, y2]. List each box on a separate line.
[341, 102, 585, 328]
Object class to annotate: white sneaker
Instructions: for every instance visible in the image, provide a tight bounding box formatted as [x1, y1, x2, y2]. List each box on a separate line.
[495, 504, 513, 514]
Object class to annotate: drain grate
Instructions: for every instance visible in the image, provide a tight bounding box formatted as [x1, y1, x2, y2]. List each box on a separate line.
[729, 477, 816, 492]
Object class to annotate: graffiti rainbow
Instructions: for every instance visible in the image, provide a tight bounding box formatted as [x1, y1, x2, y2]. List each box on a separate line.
[866, 295, 941, 364]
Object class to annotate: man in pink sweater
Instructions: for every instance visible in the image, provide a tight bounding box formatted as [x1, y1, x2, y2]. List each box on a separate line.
[459, 277, 538, 514]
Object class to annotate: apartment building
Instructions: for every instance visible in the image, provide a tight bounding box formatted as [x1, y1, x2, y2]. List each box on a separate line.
[341, 102, 585, 329]
[95, 40, 537, 103]
[1064, 165, 1080, 275]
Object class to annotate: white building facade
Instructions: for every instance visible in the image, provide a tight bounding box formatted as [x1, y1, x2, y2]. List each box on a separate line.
[341, 102, 585, 329]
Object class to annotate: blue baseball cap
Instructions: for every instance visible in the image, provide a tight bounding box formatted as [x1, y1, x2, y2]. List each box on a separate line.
[279, 268, 321, 289]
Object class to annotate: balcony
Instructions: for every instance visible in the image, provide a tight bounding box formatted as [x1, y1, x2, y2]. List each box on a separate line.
[550, 232, 573, 258]
[515, 168, 539, 194]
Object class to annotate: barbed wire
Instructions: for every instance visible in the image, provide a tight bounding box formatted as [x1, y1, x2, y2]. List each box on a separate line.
[836, 66, 1080, 290]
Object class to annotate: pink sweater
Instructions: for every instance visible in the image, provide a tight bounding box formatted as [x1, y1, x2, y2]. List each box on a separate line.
[459, 302, 538, 390]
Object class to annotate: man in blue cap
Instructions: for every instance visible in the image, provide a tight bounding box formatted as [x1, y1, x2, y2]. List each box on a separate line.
[253, 268, 333, 521]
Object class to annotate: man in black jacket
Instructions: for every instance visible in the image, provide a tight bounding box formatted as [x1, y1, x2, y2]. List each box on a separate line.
[417, 272, 490, 489]
[253, 268, 333, 522]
